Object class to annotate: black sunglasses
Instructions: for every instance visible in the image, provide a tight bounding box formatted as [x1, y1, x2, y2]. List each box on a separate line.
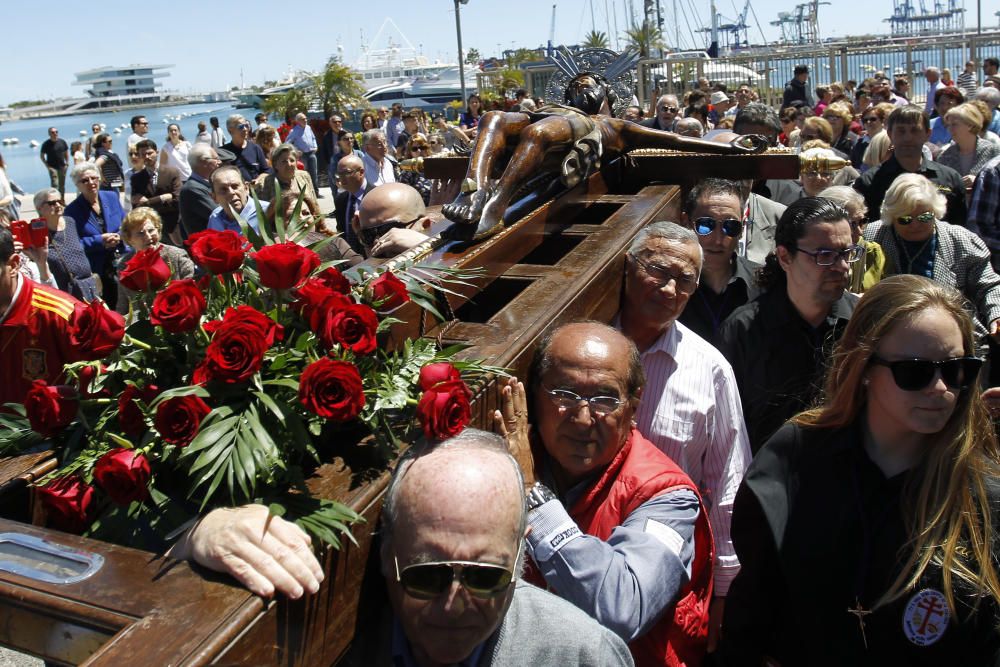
[870, 356, 983, 391]
[659, 105, 679, 113]
[394, 556, 516, 600]
[360, 217, 420, 247]
[694, 217, 742, 238]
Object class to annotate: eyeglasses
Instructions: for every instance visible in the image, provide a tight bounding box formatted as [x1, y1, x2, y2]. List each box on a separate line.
[43, 200, 63, 207]
[870, 356, 983, 391]
[795, 244, 864, 265]
[694, 217, 742, 238]
[137, 122, 148, 126]
[335, 168, 361, 179]
[659, 105, 679, 113]
[543, 387, 623, 416]
[237, 123, 251, 131]
[629, 254, 699, 293]
[803, 170, 835, 178]
[394, 555, 516, 600]
[360, 217, 421, 247]
[897, 212, 935, 225]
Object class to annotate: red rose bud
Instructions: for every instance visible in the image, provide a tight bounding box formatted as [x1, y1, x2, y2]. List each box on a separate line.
[368, 271, 410, 311]
[416, 380, 472, 441]
[150, 279, 206, 333]
[154, 394, 211, 446]
[252, 242, 321, 290]
[419, 362, 463, 390]
[36, 475, 94, 534]
[315, 267, 352, 294]
[69, 300, 126, 360]
[77, 364, 98, 396]
[93, 448, 151, 506]
[24, 380, 78, 437]
[185, 229, 248, 274]
[118, 383, 159, 438]
[319, 303, 379, 354]
[118, 247, 171, 292]
[298, 358, 365, 421]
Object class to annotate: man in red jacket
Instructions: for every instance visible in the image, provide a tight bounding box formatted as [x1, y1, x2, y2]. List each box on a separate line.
[0, 227, 82, 406]
[497, 321, 714, 667]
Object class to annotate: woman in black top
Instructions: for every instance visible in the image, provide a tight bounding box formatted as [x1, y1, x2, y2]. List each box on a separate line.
[92, 133, 125, 192]
[33, 187, 98, 301]
[719, 275, 1000, 665]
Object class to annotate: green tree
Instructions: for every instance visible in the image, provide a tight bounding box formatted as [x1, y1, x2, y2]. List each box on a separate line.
[582, 30, 609, 49]
[261, 59, 365, 119]
[622, 22, 663, 58]
[465, 48, 481, 65]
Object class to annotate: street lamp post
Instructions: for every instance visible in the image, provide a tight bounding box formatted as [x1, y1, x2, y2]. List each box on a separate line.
[455, 0, 470, 106]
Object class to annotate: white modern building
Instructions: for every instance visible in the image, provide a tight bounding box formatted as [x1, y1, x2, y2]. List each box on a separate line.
[72, 64, 173, 107]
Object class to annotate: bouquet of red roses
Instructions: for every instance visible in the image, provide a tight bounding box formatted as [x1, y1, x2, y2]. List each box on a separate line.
[0, 200, 496, 551]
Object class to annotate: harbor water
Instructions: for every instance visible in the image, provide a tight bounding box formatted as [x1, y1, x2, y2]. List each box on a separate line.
[0, 102, 240, 197]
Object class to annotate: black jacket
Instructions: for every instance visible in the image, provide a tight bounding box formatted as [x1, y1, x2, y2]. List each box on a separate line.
[853, 154, 968, 227]
[678, 254, 761, 344]
[178, 174, 216, 236]
[334, 184, 375, 254]
[716, 286, 857, 453]
[782, 78, 814, 110]
[718, 421, 1000, 666]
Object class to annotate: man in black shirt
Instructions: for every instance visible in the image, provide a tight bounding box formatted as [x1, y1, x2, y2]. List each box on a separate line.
[718, 197, 859, 453]
[782, 64, 814, 110]
[222, 114, 268, 184]
[39, 127, 69, 199]
[678, 178, 761, 344]
[853, 105, 967, 226]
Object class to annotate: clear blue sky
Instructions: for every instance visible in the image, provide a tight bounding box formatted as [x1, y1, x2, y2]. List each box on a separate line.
[5, 0, 993, 103]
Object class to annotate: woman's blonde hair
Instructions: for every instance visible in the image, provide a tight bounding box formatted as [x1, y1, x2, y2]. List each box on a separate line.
[863, 130, 892, 169]
[880, 172, 946, 222]
[794, 275, 1000, 615]
[121, 206, 162, 239]
[802, 116, 834, 144]
[946, 102, 987, 135]
[823, 101, 854, 128]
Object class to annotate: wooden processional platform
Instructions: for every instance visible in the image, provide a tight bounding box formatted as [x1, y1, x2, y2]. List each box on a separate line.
[0, 150, 797, 666]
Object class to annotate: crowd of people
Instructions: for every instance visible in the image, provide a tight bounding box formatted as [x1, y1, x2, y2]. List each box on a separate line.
[3, 58, 1000, 666]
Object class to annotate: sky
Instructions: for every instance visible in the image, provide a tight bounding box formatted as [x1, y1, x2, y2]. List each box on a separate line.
[5, 0, 993, 103]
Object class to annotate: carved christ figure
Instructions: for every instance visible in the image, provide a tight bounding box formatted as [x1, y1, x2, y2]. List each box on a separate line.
[443, 71, 768, 240]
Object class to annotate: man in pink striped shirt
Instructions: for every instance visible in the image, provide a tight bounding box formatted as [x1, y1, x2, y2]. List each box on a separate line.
[618, 220, 752, 653]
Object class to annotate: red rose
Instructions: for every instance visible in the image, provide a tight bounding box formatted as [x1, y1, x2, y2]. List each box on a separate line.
[118, 383, 159, 438]
[195, 321, 269, 384]
[419, 362, 462, 390]
[70, 300, 126, 360]
[298, 358, 365, 421]
[93, 448, 151, 506]
[24, 380, 77, 437]
[185, 230, 248, 274]
[77, 364, 98, 396]
[205, 305, 284, 346]
[293, 279, 352, 331]
[318, 303, 379, 354]
[36, 475, 94, 534]
[315, 267, 352, 294]
[368, 271, 410, 310]
[154, 394, 210, 446]
[118, 247, 171, 292]
[252, 242, 321, 290]
[150, 279, 206, 333]
[416, 380, 472, 441]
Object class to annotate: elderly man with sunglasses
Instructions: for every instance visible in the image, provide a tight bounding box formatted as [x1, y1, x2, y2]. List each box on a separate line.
[612, 217, 751, 655]
[354, 183, 431, 260]
[497, 322, 714, 667]
[171, 429, 634, 667]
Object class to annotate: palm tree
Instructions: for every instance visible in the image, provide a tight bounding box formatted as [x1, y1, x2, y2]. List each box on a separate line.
[622, 22, 664, 58]
[582, 30, 609, 49]
[312, 59, 366, 117]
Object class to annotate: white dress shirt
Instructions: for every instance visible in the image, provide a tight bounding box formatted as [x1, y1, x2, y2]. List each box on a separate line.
[631, 320, 751, 596]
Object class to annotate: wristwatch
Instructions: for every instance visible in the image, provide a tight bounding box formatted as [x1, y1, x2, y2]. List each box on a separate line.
[525, 482, 556, 512]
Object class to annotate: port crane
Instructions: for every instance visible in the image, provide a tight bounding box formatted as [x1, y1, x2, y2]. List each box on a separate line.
[695, 0, 752, 52]
[770, 0, 829, 44]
